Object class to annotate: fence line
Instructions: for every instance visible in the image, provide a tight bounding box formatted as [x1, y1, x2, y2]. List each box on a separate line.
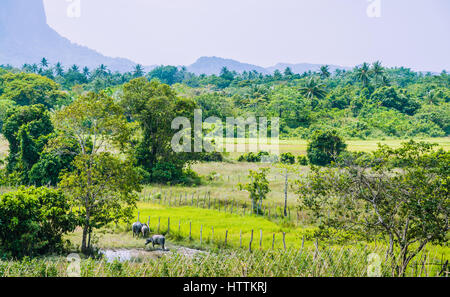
[139, 189, 300, 223]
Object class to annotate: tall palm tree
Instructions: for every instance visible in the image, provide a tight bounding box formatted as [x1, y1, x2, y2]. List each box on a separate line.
[320, 65, 331, 79]
[40, 57, 49, 69]
[71, 64, 80, 73]
[371, 61, 385, 85]
[298, 77, 328, 100]
[355, 62, 371, 88]
[83, 66, 90, 77]
[133, 64, 144, 77]
[54, 62, 64, 76]
[31, 64, 39, 73]
[98, 64, 108, 76]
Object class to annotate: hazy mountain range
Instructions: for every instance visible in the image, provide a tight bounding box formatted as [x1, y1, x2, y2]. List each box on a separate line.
[0, 0, 352, 75]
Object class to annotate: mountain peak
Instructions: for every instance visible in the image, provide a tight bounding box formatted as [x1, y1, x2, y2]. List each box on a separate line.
[187, 56, 269, 75]
[0, 0, 136, 72]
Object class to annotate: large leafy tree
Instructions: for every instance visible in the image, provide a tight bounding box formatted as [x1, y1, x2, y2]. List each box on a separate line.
[307, 129, 347, 166]
[52, 91, 141, 253]
[121, 78, 199, 183]
[1, 104, 54, 176]
[297, 141, 449, 276]
[0, 72, 68, 108]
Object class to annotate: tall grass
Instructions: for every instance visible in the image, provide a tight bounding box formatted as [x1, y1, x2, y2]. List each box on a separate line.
[0, 246, 446, 277]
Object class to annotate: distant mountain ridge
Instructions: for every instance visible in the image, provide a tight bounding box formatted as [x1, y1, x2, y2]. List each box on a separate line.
[0, 0, 137, 72]
[0, 0, 351, 75]
[185, 57, 352, 76]
[187, 56, 270, 75]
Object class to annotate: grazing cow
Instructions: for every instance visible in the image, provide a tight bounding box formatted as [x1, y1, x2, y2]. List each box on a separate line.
[141, 224, 150, 238]
[145, 235, 166, 250]
[132, 222, 143, 238]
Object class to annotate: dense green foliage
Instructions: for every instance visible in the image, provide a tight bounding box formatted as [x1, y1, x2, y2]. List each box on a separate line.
[297, 141, 449, 275]
[121, 78, 202, 184]
[307, 130, 347, 166]
[0, 187, 76, 258]
[2, 60, 449, 139]
[238, 168, 271, 214]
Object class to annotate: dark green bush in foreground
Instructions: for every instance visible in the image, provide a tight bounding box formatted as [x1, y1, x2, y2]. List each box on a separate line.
[0, 187, 77, 258]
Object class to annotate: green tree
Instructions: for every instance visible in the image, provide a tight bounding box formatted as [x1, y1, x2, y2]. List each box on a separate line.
[239, 168, 271, 214]
[320, 65, 331, 79]
[53, 91, 140, 253]
[0, 186, 76, 258]
[59, 153, 141, 254]
[355, 62, 371, 88]
[0, 72, 68, 108]
[307, 130, 347, 166]
[297, 141, 449, 276]
[1, 104, 54, 176]
[298, 78, 327, 101]
[121, 78, 199, 183]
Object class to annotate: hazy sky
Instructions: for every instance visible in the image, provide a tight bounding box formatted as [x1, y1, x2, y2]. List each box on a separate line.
[43, 0, 450, 71]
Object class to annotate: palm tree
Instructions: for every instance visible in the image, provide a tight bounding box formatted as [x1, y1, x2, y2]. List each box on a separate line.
[83, 66, 90, 77]
[40, 57, 49, 69]
[298, 77, 328, 100]
[71, 64, 80, 73]
[133, 64, 144, 77]
[54, 62, 64, 76]
[320, 65, 331, 79]
[371, 61, 385, 85]
[31, 64, 39, 73]
[98, 64, 108, 76]
[355, 62, 371, 87]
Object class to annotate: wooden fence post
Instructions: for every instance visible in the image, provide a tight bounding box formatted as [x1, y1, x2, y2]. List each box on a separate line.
[211, 227, 214, 243]
[189, 222, 192, 240]
[224, 230, 228, 247]
[259, 230, 263, 249]
[272, 234, 275, 249]
[283, 232, 286, 250]
[200, 225, 203, 245]
[157, 217, 161, 233]
[167, 217, 170, 234]
[301, 235, 305, 250]
[239, 230, 242, 248]
[178, 220, 181, 233]
[249, 230, 254, 253]
[137, 212, 140, 222]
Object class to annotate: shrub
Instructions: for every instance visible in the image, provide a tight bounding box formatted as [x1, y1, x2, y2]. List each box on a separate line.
[238, 151, 270, 163]
[307, 130, 347, 166]
[0, 187, 77, 258]
[200, 152, 224, 162]
[297, 155, 308, 166]
[280, 152, 295, 164]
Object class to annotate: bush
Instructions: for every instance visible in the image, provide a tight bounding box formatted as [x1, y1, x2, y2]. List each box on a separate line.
[297, 155, 308, 166]
[280, 152, 295, 164]
[0, 187, 77, 258]
[307, 130, 347, 166]
[151, 162, 183, 184]
[238, 151, 270, 162]
[200, 152, 224, 162]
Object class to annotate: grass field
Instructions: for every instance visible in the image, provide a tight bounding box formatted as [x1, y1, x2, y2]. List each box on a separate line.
[1, 135, 449, 276]
[1, 136, 449, 161]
